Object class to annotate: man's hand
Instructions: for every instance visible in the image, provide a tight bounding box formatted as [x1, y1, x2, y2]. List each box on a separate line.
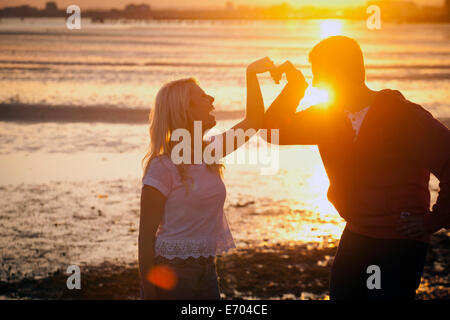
[247, 56, 275, 75]
[397, 213, 428, 238]
[270, 60, 308, 90]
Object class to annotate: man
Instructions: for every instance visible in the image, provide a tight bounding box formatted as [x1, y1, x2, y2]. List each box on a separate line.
[264, 36, 449, 300]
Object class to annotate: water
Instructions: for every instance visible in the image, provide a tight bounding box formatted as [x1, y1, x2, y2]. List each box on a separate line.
[0, 18, 447, 252]
[1, 18, 449, 117]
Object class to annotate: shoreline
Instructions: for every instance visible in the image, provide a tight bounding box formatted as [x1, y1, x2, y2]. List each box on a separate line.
[1, 16, 449, 24]
[0, 104, 245, 124]
[0, 104, 449, 127]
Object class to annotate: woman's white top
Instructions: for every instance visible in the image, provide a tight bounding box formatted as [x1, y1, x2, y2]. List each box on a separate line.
[142, 155, 235, 260]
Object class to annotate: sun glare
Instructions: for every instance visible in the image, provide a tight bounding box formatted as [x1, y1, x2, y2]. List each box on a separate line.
[297, 85, 330, 112]
[319, 19, 343, 39]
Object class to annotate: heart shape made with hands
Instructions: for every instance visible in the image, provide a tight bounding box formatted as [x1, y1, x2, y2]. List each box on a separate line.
[269, 64, 285, 85]
[269, 61, 307, 87]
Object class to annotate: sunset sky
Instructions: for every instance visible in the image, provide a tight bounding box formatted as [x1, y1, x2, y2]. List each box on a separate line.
[0, 0, 445, 10]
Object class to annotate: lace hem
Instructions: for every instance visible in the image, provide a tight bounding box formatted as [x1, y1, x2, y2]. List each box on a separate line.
[155, 235, 236, 260]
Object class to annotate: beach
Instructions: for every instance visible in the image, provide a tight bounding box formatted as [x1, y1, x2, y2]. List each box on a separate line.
[0, 170, 447, 300]
[1, 227, 448, 299]
[0, 18, 449, 299]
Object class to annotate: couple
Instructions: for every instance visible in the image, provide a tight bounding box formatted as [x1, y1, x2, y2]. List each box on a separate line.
[139, 36, 449, 300]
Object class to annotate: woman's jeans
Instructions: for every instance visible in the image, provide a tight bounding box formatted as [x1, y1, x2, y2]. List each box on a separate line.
[142, 256, 220, 300]
[330, 226, 428, 300]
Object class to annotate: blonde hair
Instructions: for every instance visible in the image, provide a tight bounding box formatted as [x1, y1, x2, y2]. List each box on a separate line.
[142, 78, 222, 190]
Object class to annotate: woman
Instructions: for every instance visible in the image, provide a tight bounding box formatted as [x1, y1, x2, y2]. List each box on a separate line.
[139, 57, 274, 299]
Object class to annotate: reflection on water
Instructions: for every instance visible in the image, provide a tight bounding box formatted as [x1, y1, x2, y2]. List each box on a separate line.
[222, 144, 345, 246]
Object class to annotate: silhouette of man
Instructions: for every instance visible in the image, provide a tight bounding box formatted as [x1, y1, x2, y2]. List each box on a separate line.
[264, 36, 449, 300]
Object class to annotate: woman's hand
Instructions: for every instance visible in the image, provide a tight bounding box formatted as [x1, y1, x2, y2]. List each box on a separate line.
[247, 57, 275, 75]
[211, 57, 269, 159]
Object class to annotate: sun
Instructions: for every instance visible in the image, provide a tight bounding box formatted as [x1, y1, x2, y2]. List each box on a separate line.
[297, 85, 331, 112]
[319, 19, 343, 39]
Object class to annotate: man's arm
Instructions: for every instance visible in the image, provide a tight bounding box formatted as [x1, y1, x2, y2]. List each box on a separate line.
[396, 99, 450, 236]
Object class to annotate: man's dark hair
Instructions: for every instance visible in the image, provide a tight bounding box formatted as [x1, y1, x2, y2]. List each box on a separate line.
[309, 36, 366, 85]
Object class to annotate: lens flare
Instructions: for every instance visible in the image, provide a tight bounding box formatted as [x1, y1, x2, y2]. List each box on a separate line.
[147, 264, 177, 290]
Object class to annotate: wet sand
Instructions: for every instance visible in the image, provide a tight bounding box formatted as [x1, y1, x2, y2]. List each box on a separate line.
[1, 231, 448, 300]
[0, 177, 447, 300]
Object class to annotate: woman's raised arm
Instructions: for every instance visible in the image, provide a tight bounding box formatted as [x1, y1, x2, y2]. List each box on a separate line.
[210, 57, 274, 159]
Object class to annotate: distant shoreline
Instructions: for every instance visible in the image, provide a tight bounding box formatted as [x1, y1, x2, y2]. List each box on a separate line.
[0, 17, 449, 24]
[1, 103, 448, 128]
[1, 1, 449, 24]
[0, 103, 245, 124]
